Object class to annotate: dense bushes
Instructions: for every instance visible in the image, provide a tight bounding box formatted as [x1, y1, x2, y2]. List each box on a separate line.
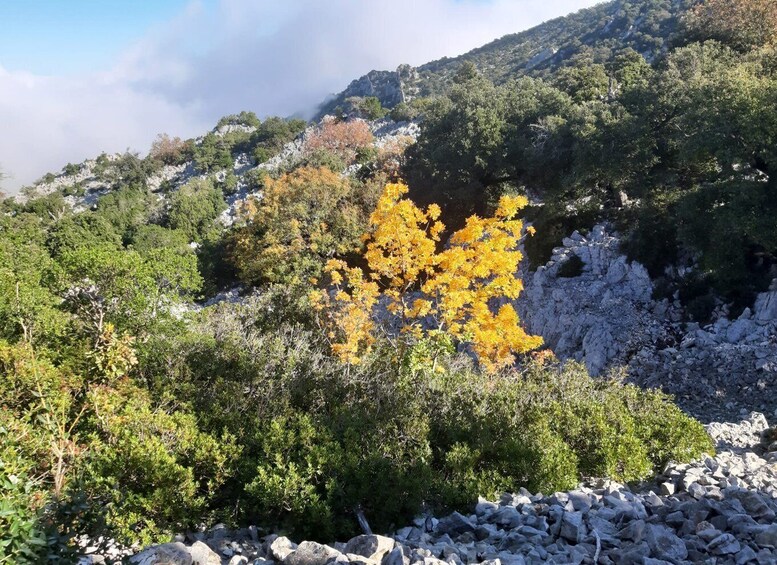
[1, 133, 718, 556]
[249, 117, 307, 164]
[0, 38, 732, 555]
[81, 385, 232, 545]
[229, 167, 377, 286]
[0, 340, 229, 552]
[403, 32, 777, 306]
[193, 115, 306, 171]
[166, 178, 226, 243]
[343, 96, 388, 120]
[164, 297, 712, 540]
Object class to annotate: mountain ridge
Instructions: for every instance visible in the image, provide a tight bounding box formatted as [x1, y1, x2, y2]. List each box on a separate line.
[316, 0, 697, 118]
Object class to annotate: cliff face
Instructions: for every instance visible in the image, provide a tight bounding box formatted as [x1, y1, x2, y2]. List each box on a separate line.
[317, 65, 421, 118]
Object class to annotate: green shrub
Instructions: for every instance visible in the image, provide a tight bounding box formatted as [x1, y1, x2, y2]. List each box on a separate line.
[0, 454, 49, 564]
[217, 111, 261, 129]
[92, 153, 111, 178]
[355, 145, 379, 165]
[242, 168, 268, 191]
[295, 148, 347, 173]
[193, 133, 236, 174]
[347, 96, 388, 120]
[47, 212, 122, 257]
[249, 117, 307, 165]
[252, 146, 272, 165]
[130, 225, 190, 255]
[63, 163, 82, 176]
[389, 102, 416, 122]
[620, 193, 681, 279]
[82, 385, 232, 545]
[425, 356, 712, 511]
[167, 178, 226, 243]
[93, 185, 156, 242]
[389, 98, 434, 122]
[245, 414, 343, 539]
[173, 308, 713, 541]
[62, 183, 85, 197]
[219, 171, 239, 196]
[21, 192, 69, 224]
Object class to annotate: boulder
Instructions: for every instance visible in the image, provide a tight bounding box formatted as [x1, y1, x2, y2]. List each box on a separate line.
[269, 537, 298, 562]
[559, 511, 586, 543]
[189, 541, 221, 565]
[129, 543, 193, 565]
[645, 524, 688, 562]
[344, 535, 395, 561]
[435, 512, 475, 536]
[284, 541, 344, 565]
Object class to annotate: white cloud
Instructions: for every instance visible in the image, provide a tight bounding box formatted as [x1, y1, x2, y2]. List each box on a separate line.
[0, 65, 207, 192]
[0, 0, 602, 192]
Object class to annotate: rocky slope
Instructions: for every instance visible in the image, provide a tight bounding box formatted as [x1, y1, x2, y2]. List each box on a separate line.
[17, 117, 420, 229]
[317, 0, 696, 118]
[515, 224, 777, 424]
[119, 412, 777, 565]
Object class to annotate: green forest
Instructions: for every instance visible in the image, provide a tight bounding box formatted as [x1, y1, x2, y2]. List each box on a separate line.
[1, 0, 775, 561]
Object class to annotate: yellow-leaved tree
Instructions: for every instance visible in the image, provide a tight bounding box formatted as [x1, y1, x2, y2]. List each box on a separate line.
[311, 182, 542, 372]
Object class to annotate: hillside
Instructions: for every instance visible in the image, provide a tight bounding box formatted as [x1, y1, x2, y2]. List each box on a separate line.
[316, 0, 697, 117]
[3, 0, 777, 563]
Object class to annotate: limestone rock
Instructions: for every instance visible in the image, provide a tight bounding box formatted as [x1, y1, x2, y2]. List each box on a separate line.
[284, 541, 343, 565]
[129, 543, 193, 565]
[269, 537, 297, 562]
[344, 535, 395, 562]
[189, 541, 221, 565]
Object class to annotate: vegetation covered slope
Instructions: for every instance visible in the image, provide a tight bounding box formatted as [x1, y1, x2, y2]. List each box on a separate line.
[6, 0, 775, 560]
[401, 0, 777, 317]
[317, 0, 698, 117]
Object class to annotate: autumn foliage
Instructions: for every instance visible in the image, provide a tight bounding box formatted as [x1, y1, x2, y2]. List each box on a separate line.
[311, 182, 542, 371]
[148, 133, 191, 166]
[230, 167, 372, 285]
[303, 117, 374, 164]
[374, 135, 415, 178]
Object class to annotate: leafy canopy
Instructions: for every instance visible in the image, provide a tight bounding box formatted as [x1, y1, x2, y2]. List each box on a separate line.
[230, 167, 375, 286]
[312, 182, 542, 371]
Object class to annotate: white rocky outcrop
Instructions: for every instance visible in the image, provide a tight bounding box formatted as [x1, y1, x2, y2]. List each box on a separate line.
[516, 225, 662, 376]
[515, 224, 777, 423]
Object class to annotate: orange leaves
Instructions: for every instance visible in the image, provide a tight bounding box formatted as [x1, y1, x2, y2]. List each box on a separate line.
[364, 182, 443, 290]
[312, 182, 542, 372]
[310, 259, 379, 365]
[303, 117, 374, 164]
[149, 133, 189, 165]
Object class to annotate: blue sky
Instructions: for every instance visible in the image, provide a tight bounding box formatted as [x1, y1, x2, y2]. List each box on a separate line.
[0, 0, 603, 191]
[0, 0, 193, 74]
